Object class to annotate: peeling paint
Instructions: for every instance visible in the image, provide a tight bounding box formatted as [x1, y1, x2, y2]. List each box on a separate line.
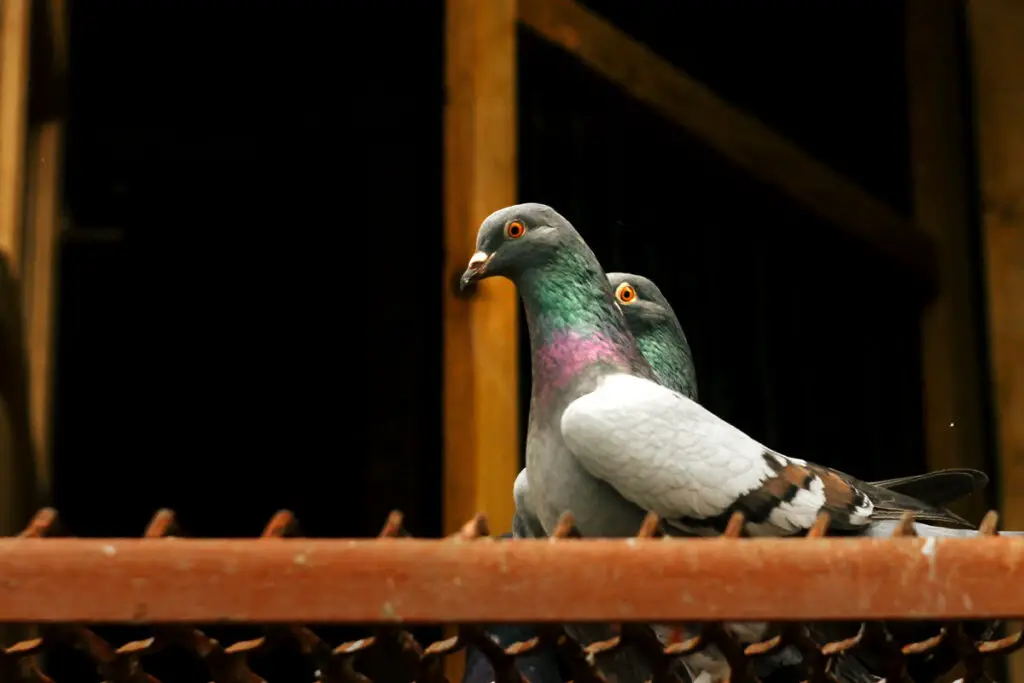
[381, 601, 402, 622]
[921, 537, 938, 580]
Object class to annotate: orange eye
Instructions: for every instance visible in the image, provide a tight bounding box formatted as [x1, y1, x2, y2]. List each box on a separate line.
[615, 282, 637, 304]
[505, 220, 526, 239]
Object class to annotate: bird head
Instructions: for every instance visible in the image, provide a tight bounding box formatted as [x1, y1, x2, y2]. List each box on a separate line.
[459, 203, 580, 290]
[605, 272, 674, 333]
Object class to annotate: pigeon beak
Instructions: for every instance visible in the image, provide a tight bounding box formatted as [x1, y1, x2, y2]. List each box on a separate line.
[459, 251, 492, 291]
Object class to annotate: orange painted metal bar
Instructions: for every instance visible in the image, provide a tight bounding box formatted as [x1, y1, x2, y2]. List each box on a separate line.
[0, 536, 1022, 624]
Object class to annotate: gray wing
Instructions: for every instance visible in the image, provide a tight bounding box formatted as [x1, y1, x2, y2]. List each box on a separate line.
[559, 373, 874, 536]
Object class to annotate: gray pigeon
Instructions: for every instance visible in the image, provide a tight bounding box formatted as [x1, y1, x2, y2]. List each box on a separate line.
[513, 268, 986, 540]
[511, 267, 995, 682]
[459, 203, 981, 539]
[461, 204, 1004, 682]
[605, 271, 989, 512]
[600, 271, 1005, 681]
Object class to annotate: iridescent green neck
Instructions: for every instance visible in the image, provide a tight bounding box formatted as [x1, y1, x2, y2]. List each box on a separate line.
[517, 247, 628, 346]
[636, 322, 698, 400]
[516, 247, 649, 395]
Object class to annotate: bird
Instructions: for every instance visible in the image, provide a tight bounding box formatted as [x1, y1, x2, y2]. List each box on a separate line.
[510, 267, 994, 682]
[606, 271, 989, 512]
[514, 270, 988, 537]
[459, 203, 983, 539]
[600, 272, 1006, 681]
[459, 203, 1005, 682]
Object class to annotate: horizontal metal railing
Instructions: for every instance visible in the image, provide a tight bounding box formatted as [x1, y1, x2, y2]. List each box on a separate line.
[0, 507, 1021, 682]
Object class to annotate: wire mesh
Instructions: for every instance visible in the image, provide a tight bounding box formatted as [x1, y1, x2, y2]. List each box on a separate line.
[0, 507, 1021, 683]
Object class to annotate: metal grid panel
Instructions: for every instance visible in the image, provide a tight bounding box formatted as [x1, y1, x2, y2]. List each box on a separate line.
[1, 508, 1022, 683]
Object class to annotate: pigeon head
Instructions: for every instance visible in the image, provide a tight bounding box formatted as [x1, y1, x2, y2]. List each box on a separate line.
[605, 272, 674, 333]
[606, 272, 698, 400]
[458, 203, 656, 393]
[459, 203, 583, 289]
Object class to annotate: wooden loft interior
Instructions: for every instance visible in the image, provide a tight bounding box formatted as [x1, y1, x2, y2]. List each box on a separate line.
[0, 0, 1022, 678]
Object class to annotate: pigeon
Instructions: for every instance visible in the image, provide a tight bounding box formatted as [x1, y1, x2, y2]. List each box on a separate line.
[513, 269, 987, 540]
[510, 267, 994, 681]
[459, 203, 1002, 682]
[600, 271, 1003, 680]
[459, 203, 981, 539]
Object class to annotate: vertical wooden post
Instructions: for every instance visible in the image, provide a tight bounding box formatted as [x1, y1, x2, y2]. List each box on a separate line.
[443, 0, 519, 538]
[906, 0, 988, 522]
[0, 0, 35, 671]
[23, 121, 62, 502]
[443, 0, 518, 678]
[0, 0, 32, 534]
[967, 0, 1024, 679]
[0, 0, 30, 279]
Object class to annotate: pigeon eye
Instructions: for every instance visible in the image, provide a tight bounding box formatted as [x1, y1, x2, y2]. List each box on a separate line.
[615, 283, 637, 304]
[505, 220, 526, 239]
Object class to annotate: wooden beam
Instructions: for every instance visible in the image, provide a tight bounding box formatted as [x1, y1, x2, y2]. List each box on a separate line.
[23, 122, 62, 504]
[967, 1, 1024, 679]
[0, 0, 39, 670]
[0, 0, 37, 530]
[906, 0, 989, 523]
[44, 0, 67, 80]
[443, 0, 518, 678]
[443, 0, 519, 538]
[26, 0, 68, 123]
[518, 0, 937, 289]
[0, 0, 31, 278]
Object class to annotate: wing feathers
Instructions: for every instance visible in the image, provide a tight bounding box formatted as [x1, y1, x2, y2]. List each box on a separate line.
[561, 373, 875, 537]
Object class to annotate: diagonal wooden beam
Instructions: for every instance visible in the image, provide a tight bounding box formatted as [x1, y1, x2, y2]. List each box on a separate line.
[519, 0, 937, 288]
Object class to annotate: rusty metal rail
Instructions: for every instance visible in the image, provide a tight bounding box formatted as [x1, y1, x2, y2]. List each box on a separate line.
[0, 507, 1022, 683]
